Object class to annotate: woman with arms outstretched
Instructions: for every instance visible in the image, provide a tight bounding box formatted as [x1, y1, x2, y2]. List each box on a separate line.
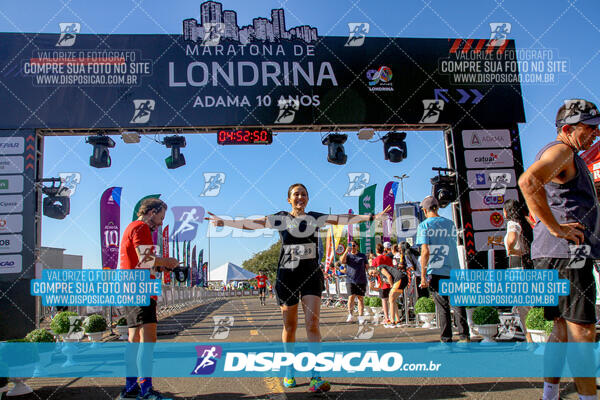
[206, 183, 389, 393]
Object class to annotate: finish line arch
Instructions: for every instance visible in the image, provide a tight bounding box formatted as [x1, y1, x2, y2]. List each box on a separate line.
[0, 25, 525, 338]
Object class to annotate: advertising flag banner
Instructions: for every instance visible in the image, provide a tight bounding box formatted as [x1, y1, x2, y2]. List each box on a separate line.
[359, 185, 376, 255]
[100, 187, 121, 270]
[382, 181, 398, 243]
[191, 245, 197, 287]
[202, 262, 208, 287]
[348, 209, 354, 243]
[198, 249, 204, 286]
[162, 226, 171, 284]
[325, 226, 335, 270]
[332, 224, 344, 257]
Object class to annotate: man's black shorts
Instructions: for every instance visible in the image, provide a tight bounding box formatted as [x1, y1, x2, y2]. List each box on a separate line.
[258, 287, 266, 295]
[533, 258, 597, 324]
[349, 282, 367, 296]
[124, 299, 157, 328]
[275, 269, 323, 306]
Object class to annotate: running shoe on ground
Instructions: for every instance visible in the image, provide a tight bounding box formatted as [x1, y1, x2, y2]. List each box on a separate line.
[309, 378, 331, 393]
[117, 386, 140, 400]
[345, 314, 354, 323]
[283, 377, 297, 388]
[136, 388, 172, 400]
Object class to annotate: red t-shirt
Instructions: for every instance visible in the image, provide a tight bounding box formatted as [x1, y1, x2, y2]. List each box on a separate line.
[255, 275, 267, 288]
[119, 220, 157, 300]
[373, 254, 393, 289]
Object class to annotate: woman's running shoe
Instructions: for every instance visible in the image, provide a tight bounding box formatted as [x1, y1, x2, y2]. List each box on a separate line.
[136, 388, 171, 400]
[309, 378, 331, 393]
[282, 377, 296, 388]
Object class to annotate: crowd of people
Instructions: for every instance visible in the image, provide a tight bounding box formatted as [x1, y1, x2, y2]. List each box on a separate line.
[118, 99, 599, 399]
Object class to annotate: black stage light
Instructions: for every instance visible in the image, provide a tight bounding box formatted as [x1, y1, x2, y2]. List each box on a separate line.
[431, 169, 458, 208]
[382, 131, 407, 162]
[41, 179, 70, 219]
[86, 135, 116, 168]
[322, 133, 347, 165]
[164, 135, 186, 169]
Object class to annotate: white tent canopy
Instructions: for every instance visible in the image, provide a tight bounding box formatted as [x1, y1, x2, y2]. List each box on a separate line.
[209, 262, 257, 283]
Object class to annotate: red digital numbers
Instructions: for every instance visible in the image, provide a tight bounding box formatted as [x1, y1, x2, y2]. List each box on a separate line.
[217, 129, 273, 145]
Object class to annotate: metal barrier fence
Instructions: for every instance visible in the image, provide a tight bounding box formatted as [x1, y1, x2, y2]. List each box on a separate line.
[38, 286, 228, 329]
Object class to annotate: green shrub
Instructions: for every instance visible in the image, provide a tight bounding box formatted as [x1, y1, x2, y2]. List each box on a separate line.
[363, 297, 372, 307]
[116, 317, 128, 326]
[50, 311, 78, 335]
[84, 314, 107, 333]
[472, 306, 500, 325]
[415, 297, 435, 314]
[370, 297, 382, 307]
[25, 329, 56, 343]
[526, 307, 553, 334]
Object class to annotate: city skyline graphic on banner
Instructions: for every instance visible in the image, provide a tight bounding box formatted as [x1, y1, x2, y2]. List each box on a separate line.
[183, 1, 319, 44]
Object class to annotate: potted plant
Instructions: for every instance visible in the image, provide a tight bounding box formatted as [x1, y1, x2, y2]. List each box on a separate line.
[415, 297, 436, 329]
[472, 306, 500, 342]
[526, 307, 553, 343]
[465, 306, 478, 337]
[116, 317, 129, 340]
[25, 328, 56, 344]
[50, 311, 80, 341]
[84, 314, 108, 343]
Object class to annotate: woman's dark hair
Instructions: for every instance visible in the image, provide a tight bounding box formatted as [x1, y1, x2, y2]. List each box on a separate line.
[375, 243, 384, 254]
[503, 199, 533, 250]
[287, 183, 308, 199]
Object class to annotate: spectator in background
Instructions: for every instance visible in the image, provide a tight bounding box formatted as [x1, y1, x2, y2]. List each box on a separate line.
[371, 243, 406, 327]
[383, 241, 393, 259]
[417, 196, 469, 344]
[502, 200, 534, 343]
[401, 241, 429, 299]
[340, 240, 368, 323]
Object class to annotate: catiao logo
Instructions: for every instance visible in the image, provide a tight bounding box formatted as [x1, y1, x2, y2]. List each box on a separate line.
[489, 22, 511, 46]
[170, 206, 205, 241]
[56, 23, 80, 47]
[345, 173, 370, 196]
[345, 23, 369, 47]
[474, 153, 499, 164]
[199, 172, 226, 197]
[191, 345, 222, 375]
[274, 98, 299, 124]
[366, 66, 393, 91]
[420, 100, 444, 123]
[130, 100, 155, 124]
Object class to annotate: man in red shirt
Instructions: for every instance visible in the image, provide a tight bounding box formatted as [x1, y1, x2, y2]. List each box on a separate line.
[255, 271, 269, 306]
[118, 198, 179, 400]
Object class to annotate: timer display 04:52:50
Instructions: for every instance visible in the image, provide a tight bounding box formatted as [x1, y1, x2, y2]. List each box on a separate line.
[217, 129, 273, 145]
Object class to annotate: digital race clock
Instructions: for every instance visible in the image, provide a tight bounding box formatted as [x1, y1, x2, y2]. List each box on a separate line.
[217, 129, 273, 145]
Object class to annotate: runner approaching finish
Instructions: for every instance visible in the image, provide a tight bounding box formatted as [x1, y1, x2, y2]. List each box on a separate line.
[340, 240, 368, 323]
[519, 99, 600, 400]
[118, 198, 179, 400]
[255, 271, 268, 306]
[206, 183, 390, 393]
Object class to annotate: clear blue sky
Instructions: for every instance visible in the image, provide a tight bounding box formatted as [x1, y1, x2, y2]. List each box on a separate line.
[0, 0, 598, 270]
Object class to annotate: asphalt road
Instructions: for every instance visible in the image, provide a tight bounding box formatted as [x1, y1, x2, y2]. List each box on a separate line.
[15, 296, 585, 400]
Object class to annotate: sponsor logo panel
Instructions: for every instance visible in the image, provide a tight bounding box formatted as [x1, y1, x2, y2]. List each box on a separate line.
[0, 254, 22, 274]
[469, 189, 518, 210]
[0, 234, 23, 254]
[0, 157, 24, 174]
[462, 129, 511, 149]
[0, 138, 25, 155]
[474, 230, 506, 252]
[472, 210, 506, 230]
[0, 195, 24, 213]
[465, 149, 514, 169]
[467, 169, 516, 190]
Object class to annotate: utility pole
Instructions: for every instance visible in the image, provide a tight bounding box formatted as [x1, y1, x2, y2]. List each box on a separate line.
[393, 174, 409, 203]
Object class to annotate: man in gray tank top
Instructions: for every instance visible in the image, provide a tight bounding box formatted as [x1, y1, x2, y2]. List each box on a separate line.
[519, 99, 600, 400]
